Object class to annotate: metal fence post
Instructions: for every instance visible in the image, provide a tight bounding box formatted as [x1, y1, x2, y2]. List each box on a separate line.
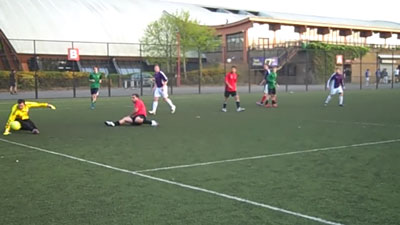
[72, 41, 76, 98]
[360, 50, 363, 90]
[324, 50, 327, 91]
[248, 47, 251, 93]
[285, 48, 288, 93]
[139, 44, 143, 96]
[107, 42, 111, 97]
[170, 76, 174, 95]
[392, 49, 394, 89]
[33, 40, 38, 99]
[305, 49, 309, 91]
[198, 48, 201, 94]
[376, 52, 379, 90]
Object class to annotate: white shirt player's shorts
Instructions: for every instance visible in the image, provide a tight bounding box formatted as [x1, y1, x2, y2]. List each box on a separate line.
[263, 84, 269, 94]
[154, 86, 168, 98]
[330, 86, 343, 95]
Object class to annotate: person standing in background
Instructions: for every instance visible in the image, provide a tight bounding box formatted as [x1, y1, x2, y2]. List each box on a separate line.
[375, 68, 381, 86]
[395, 65, 400, 83]
[382, 68, 389, 84]
[9, 69, 17, 95]
[365, 69, 370, 86]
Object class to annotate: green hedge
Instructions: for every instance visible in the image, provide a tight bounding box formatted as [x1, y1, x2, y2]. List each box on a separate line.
[181, 67, 225, 85]
[0, 71, 126, 90]
[0, 67, 226, 89]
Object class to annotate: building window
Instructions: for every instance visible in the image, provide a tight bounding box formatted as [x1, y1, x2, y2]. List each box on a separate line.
[227, 32, 244, 51]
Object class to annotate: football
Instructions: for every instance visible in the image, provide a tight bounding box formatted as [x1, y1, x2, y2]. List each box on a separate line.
[10, 121, 21, 130]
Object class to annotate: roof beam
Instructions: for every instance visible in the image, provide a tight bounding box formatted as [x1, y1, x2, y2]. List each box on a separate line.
[359, 30, 373, 38]
[317, 27, 330, 35]
[269, 23, 281, 31]
[339, 29, 352, 36]
[294, 25, 307, 34]
[379, 32, 392, 39]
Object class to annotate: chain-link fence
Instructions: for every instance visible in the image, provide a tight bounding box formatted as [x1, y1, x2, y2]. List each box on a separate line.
[1, 39, 399, 100]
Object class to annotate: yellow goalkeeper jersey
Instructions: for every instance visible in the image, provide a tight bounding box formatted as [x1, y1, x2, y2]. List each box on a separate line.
[4, 102, 49, 132]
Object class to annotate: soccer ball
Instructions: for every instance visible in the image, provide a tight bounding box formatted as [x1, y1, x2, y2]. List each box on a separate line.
[10, 121, 21, 131]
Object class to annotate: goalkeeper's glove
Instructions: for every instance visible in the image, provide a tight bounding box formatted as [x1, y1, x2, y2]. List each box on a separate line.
[48, 104, 56, 110]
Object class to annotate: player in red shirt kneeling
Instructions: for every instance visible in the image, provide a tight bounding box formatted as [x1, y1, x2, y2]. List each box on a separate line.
[104, 93, 158, 127]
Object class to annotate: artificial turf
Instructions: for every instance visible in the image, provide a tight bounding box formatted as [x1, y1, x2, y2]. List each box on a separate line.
[1, 89, 399, 225]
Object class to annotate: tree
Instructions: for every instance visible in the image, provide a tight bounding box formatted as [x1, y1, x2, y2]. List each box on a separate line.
[141, 13, 177, 73]
[141, 10, 221, 79]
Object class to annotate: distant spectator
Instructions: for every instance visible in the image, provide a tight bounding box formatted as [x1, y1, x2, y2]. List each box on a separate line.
[375, 68, 381, 85]
[365, 68, 370, 86]
[382, 68, 389, 84]
[395, 65, 400, 83]
[9, 69, 17, 95]
[344, 68, 351, 80]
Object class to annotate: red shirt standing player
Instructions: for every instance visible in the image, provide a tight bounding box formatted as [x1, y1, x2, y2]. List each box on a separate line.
[222, 66, 245, 112]
[104, 93, 158, 127]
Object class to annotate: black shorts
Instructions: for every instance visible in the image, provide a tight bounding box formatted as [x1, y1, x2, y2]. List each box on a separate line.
[90, 88, 99, 95]
[268, 88, 276, 95]
[224, 91, 237, 98]
[16, 119, 37, 131]
[130, 115, 146, 126]
[9, 82, 16, 87]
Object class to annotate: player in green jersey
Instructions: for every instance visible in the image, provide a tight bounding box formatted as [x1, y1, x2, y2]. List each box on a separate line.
[265, 66, 280, 108]
[89, 66, 103, 109]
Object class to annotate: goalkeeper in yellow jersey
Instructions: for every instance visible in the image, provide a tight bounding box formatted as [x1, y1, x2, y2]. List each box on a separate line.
[3, 99, 56, 136]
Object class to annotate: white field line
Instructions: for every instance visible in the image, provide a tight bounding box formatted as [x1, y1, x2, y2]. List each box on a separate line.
[0, 138, 343, 225]
[135, 139, 400, 173]
[313, 119, 400, 128]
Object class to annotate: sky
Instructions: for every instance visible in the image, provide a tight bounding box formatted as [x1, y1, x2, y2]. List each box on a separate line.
[167, 0, 400, 23]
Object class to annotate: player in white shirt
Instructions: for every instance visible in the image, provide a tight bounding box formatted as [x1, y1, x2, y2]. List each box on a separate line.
[325, 68, 345, 107]
[148, 64, 176, 115]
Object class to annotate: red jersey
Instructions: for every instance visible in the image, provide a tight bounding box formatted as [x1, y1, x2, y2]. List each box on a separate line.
[225, 72, 238, 92]
[133, 99, 147, 117]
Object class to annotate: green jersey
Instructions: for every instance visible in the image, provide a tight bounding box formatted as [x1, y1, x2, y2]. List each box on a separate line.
[267, 72, 278, 89]
[89, 72, 102, 89]
[267, 71, 277, 89]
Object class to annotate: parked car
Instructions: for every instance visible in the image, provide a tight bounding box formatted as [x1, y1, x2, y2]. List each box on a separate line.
[130, 72, 154, 87]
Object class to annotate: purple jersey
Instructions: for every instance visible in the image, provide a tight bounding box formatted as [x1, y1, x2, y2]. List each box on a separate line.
[154, 71, 168, 88]
[264, 69, 270, 81]
[327, 73, 344, 89]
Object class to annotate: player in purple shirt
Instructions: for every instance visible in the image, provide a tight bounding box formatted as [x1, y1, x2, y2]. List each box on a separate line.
[149, 64, 176, 115]
[325, 68, 345, 107]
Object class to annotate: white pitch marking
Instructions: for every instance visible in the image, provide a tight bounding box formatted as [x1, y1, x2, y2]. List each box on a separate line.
[313, 119, 400, 128]
[0, 138, 344, 225]
[136, 139, 400, 173]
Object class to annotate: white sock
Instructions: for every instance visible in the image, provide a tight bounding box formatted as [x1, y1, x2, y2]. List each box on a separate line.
[165, 98, 175, 108]
[325, 95, 332, 104]
[152, 101, 158, 112]
[339, 96, 343, 105]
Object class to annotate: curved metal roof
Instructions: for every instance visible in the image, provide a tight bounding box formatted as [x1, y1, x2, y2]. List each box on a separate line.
[0, 0, 398, 55]
[257, 11, 400, 30]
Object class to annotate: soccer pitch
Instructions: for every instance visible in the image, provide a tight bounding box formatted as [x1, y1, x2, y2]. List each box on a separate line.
[1, 89, 399, 225]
